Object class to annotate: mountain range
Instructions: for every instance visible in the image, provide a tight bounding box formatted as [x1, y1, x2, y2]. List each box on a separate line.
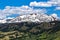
[0, 13, 59, 23]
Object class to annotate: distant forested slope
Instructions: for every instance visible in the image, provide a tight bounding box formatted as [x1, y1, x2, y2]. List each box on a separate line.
[0, 21, 60, 40]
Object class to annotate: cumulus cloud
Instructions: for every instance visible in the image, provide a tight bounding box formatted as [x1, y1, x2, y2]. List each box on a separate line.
[30, 0, 60, 10]
[0, 6, 46, 19]
[30, 1, 57, 7]
[29, 0, 60, 7]
[50, 0, 60, 6]
[50, 0, 60, 10]
[0, 5, 59, 22]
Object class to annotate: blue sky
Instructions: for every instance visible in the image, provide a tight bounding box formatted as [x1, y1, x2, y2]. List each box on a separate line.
[0, 0, 48, 9]
[0, 0, 60, 19]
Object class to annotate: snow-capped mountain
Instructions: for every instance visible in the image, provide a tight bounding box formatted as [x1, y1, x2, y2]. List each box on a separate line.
[7, 13, 58, 23]
[0, 19, 7, 23]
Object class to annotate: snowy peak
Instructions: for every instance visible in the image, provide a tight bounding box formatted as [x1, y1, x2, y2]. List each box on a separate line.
[8, 13, 58, 23]
[0, 19, 6, 23]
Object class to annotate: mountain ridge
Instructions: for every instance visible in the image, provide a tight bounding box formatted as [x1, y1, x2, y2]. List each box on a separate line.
[7, 13, 59, 23]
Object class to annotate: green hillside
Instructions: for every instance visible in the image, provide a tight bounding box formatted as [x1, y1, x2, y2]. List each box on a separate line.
[0, 21, 60, 40]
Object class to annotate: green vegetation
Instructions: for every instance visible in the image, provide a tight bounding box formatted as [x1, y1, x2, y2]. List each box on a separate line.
[0, 31, 60, 40]
[0, 21, 60, 40]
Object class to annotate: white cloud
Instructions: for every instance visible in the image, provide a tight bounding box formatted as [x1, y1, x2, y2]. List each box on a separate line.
[30, 0, 60, 10]
[50, 0, 60, 6]
[29, 0, 60, 7]
[50, 0, 60, 10]
[0, 6, 46, 19]
[0, 5, 59, 22]
[30, 1, 57, 7]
